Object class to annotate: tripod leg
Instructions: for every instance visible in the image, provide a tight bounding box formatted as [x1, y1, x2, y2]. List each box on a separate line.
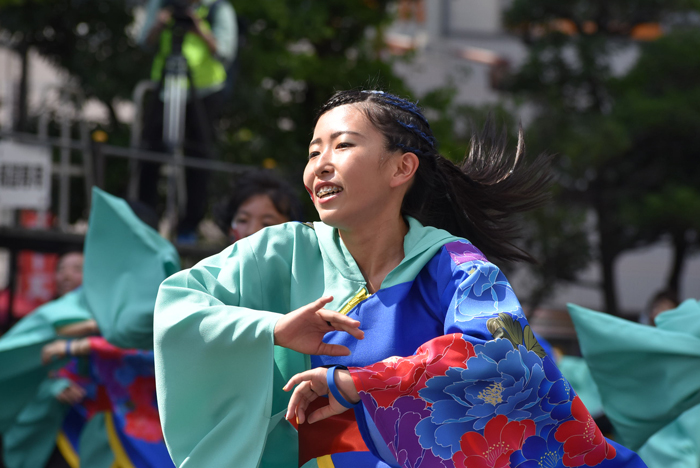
[162, 55, 189, 238]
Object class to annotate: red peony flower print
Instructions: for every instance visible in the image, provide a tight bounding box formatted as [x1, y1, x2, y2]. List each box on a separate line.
[123, 376, 164, 443]
[554, 396, 616, 467]
[349, 334, 475, 408]
[452, 415, 535, 468]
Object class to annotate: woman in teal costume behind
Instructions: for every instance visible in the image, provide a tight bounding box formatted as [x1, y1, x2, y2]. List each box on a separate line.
[154, 90, 648, 468]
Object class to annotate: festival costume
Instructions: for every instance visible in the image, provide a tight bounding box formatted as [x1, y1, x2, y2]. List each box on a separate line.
[57, 337, 174, 468]
[557, 356, 604, 418]
[154, 218, 646, 468]
[0, 288, 106, 468]
[1, 188, 178, 467]
[569, 300, 700, 467]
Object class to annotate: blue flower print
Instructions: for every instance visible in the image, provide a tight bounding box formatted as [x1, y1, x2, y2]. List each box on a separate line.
[454, 261, 521, 322]
[416, 339, 571, 459]
[510, 424, 566, 468]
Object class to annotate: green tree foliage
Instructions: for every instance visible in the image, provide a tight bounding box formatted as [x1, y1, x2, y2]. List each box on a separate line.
[219, 0, 410, 176]
[0, 0, 151, 129]
[0, 0, 414, 217]
[504, 0, 700, 314]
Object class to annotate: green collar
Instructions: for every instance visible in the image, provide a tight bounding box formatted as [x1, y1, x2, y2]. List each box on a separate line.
[314, 216, 461, 290]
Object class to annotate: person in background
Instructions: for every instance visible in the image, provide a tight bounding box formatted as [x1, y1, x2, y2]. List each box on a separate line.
[1, 250, 94, 468]
[214, 170, 304, 242]
[137, 0, 238, 243]
[54, 251, 83, 299]
[647, 289, 680, 325]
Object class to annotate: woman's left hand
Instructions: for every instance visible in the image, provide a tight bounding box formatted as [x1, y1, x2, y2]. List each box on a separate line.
[284, 367, 360, 424]
[41, 339, 68, 364]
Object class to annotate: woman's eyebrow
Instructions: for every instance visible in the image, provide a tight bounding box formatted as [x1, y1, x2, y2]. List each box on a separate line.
[309, 130, 362, 148]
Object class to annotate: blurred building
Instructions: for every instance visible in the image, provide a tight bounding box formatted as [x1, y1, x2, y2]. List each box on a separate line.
[384, 0, 700, 341]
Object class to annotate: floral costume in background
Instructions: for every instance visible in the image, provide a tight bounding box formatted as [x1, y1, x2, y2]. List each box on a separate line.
[1, 187, 180, 468]
[58, 337, 174, 467]
[154, 218, 647, 468]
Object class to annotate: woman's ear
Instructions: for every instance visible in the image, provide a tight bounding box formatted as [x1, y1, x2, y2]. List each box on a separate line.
[389, 152, 420, 189]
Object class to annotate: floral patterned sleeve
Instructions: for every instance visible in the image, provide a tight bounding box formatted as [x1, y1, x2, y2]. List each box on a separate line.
[346, 244, 647, 468]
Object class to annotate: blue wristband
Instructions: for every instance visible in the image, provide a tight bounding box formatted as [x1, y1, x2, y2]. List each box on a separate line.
[327, 366, 356, 409]
[65, 339, 73, 357]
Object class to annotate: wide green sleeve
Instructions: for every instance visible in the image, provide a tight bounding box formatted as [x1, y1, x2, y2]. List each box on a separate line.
[154, 223, 322, 468]
[84, 187, 180, 350]
[637, 404, 700, 468]
[568, 301, 700, 450]
[0, 289, 91, 432]
[2, 378, 69, 468]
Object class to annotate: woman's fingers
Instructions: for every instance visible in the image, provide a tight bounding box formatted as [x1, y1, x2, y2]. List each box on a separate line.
[317, 310, 364, 340]
[59, 384, 86, 405]
[309, 296, 334, 313]
[41, 340, 64, 364]
[283, 368, 315, 391]
[307, 403, 342, 424]
[316, 343, 351, 357]
[286, 380, 317, 424]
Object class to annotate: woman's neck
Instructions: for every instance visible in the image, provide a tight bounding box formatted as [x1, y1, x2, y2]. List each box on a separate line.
[338, 214, 408, 294]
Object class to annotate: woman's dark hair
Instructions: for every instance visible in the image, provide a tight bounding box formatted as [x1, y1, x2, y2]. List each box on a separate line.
[315, 89, 552, 264]
[214, 170, 304, 233]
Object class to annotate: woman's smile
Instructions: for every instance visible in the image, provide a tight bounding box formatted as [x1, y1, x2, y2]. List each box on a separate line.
[304, 104, 397, 228]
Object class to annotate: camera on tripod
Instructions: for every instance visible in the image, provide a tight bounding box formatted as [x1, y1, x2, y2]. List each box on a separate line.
[166, 0, 195, 29]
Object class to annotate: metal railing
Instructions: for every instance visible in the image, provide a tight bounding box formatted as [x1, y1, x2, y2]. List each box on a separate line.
[1, 80, 254, 234]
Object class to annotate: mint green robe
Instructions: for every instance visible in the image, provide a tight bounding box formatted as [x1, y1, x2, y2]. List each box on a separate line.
[569, 300, 700, 462]
[0, 289, 91, 433]
[84, 187, 180, 350]
[154, 218, 458, 467]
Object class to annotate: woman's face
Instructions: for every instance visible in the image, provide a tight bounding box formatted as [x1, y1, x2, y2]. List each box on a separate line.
[304, 104, 400, 230]
[55, 252, 83, 297]
[231, 194, 289, 240]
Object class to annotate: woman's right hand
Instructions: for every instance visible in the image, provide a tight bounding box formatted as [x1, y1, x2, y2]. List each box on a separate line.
[274, 296, 364, 356]
[56, 382, 86, 406]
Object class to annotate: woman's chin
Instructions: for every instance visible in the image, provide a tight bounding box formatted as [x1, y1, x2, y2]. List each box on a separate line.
[316, 210, 351, 230]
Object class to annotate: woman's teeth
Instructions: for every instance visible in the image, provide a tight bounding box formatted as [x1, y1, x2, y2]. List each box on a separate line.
[317, 186, 343, 198]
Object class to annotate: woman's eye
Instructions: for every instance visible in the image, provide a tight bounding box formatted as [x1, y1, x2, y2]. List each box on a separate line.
[337, 142, 351, 149]
[308, 151, 320, 159]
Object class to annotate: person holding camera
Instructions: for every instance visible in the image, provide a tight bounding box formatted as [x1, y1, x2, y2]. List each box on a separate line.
[137, 0, 237, 243]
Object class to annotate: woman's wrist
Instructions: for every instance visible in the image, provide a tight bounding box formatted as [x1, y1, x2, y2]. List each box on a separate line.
[334, 368, 360, 405]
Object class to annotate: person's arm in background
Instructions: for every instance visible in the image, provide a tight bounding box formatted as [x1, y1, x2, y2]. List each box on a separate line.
[138, 0, 168, 49]
[204, 0, 237, 65]
[56, 319, 99, 337]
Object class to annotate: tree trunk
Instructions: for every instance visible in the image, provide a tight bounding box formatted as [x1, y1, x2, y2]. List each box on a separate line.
[594, 195, 620, 315]
[599, 247, 619, 315]
[667, 229, 687, 296]
[16, 43, 30, 132]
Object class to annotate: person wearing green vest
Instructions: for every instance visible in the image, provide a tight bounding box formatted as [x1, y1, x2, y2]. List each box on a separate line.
[137, 0, 237, 243]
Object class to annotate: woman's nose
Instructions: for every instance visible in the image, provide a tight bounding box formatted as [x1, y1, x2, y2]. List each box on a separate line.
[313, 148, 333, 176]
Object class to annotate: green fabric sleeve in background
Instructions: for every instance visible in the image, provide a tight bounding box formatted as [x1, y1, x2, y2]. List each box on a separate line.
[83, 187, 180, 350]
[0, 289, 91, 432]
[568, 300, 700, 451]
[2, 378, 69, 468]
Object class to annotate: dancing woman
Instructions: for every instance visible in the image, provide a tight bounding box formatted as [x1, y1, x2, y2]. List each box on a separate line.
[154, 90, 647, 468]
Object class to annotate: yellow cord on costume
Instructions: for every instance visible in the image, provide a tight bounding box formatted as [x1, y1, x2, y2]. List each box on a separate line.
[56, 431, 80, 468]
[338, 287, 370, 315]
[105, 412, 136, 468]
